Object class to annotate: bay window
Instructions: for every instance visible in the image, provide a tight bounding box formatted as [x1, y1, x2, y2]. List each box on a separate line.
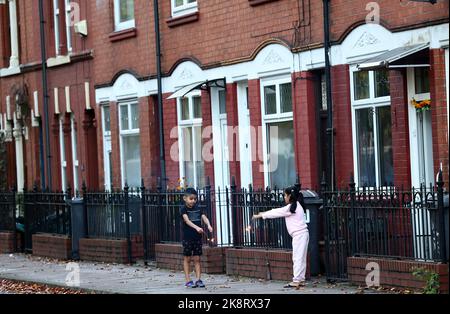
[351, 68, 393, 187]
[261, 78, 296, 188]
[114, 0, 135, 31]
[178, 93, 205, 188]
[119, 102, 141, 188]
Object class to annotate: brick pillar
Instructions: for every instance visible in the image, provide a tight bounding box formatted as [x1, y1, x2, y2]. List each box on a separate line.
[51, 118, 61, 190]
[389, 69, 411, 188]
[331, 64, 353, 188]
[248, 79, 264, 189]
[162, 94, 179, 188]
[201, 89, 215, 188]
[292, 71, 319, 190]
[226, 83, 241, 189]
[82, 110, 99, 190]
[139, 96, 160, 188]
[430, 48, 449, 189]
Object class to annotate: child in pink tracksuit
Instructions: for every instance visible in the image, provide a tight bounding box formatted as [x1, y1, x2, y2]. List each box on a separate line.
[252, 186, 309, 288]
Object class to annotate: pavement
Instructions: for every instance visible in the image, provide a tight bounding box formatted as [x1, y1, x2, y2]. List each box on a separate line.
[0, 254, 382, 294]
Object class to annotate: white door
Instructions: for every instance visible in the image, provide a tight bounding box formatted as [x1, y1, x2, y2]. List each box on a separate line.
[211, 88, 231, 245]
[237, 83, 253, 189]
[102, 106, 113, 191]
[407, 67, 434, 260]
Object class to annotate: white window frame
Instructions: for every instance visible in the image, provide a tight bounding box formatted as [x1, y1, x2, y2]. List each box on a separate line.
[171, 0, 198, 18]
[114, 0, 135, 32]
[350, 65, 392, 188]
[59, 116, 67, 192]
[53, 0, 61, 55]
[64, 0, 72, 52]
[260, 76, 294, 188]
[70, 114, 78, 191]
[177, 91, 203, 188]
[118, 101, 140, 188]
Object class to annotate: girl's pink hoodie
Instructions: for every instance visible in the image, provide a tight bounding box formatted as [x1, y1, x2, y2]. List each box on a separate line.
[261, 202, 308, 237]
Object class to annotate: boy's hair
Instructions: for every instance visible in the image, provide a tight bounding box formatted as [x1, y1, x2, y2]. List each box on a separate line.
[184, 187, 198, 196]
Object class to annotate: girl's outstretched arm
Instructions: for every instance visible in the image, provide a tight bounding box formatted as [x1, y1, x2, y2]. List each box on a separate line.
[253, 204, 292, 220]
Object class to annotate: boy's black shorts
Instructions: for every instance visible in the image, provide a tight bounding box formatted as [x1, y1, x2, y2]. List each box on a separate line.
[182, 239, 203, 257]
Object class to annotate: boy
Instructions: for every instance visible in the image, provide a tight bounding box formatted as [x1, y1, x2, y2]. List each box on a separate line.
[180, 187, 213, 288]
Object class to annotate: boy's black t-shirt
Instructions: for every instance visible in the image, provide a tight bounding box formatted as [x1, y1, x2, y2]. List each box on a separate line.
[180, 204, 204, 241]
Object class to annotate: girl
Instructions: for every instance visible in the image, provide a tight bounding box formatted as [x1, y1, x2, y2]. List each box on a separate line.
[252, 186, 309, 288]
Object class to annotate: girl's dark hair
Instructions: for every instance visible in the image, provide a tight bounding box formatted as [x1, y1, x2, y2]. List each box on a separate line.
[284, 186, 306, 214]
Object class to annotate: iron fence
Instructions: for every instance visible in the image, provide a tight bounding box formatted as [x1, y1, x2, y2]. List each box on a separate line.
[22, 187, 72, 252]
[323, 172, 448, 281]
[0, 189, 16, 233]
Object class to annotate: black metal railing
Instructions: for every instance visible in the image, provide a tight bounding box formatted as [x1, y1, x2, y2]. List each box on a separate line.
[0, 189, 16, 233]
[22, 186, 72, 252]
[323, 172, 448, 281]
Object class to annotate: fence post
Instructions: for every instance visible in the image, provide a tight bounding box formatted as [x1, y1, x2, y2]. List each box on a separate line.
[437, 170, 447, 263]
[141, 179, 148, 262]
[11, 185, 17, 252]
[231, 176, 238, 247]
[320, 171, 332, 280]
[349, 173, 357, 255]
[157, 177, 164, 241]
[65, 185, 72, 236]
[205, 177, 212, 246]
[82, 181, 88, 237]
[124, 183, 132, 264]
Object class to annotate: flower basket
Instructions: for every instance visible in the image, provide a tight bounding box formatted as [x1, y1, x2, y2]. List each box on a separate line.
[411, 98, 431, 112]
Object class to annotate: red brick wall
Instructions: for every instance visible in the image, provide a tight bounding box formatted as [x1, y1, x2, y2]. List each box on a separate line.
[162, 94, 180, 188]
[292, 71, 319, 189]
[155, 243, 226, 274]
[32, 233, 72, 260]
[331, 64, 353, 188]
[79, 235, 143, 264]
[226, 83, 241, 188]
[201, 90, 214, 188]
[348, 257, 449, 294]
[430, 49, 449, 189]
[248, 79, 264, 189]
[389, 69, 412, 188]
[0, 231, 21, 254]
[226, 248, 310, 282]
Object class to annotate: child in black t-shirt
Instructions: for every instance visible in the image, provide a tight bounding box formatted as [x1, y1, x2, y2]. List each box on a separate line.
[180, 188, 213, 288]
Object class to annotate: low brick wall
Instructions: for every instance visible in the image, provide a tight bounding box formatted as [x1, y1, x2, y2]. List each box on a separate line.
[226, 248, 310, 281]
[155, 243, 226, 274]
[79, 235, 143, 264]
[0, 231, 21, 254]
[348, 257, 449, 293]
[32, 233, 72, 260]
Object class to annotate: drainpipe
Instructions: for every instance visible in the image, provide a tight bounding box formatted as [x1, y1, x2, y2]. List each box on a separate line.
[153, 0, 166, 188]
[323, 0, 335, 191]
[38, 0, 52, 190]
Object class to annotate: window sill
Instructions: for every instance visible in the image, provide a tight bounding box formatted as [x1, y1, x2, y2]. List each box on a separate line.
[166, 12, 199, 28]
[248, 0, 279, 6]
[47, 55, 71, 68]
[109, 28, 137, 42]
[0, 66, 21, 77]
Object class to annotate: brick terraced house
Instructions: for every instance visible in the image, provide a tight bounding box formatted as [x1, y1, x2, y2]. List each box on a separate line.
[0, 0, 448, 291]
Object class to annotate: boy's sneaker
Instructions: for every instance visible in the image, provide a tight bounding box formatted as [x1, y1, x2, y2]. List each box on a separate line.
[195, 280, 205, 288]
[185, 281, 196, 288]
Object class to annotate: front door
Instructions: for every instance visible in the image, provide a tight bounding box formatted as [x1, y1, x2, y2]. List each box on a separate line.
[237, 83, 253, 189]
